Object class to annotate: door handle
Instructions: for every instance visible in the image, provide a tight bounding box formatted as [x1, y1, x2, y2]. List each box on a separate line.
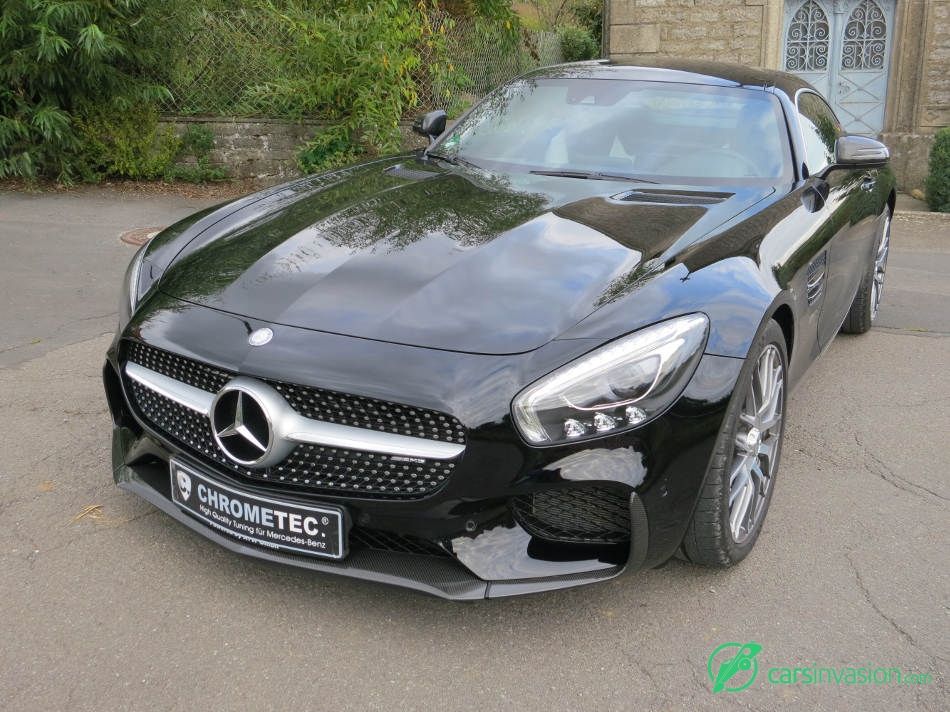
[861, 174, 876, 192]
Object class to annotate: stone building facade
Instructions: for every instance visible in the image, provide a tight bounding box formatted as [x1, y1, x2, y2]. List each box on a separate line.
[605, 0, 950, 191]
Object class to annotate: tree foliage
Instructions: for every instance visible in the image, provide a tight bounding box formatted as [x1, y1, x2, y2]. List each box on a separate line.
[557, 26, 598, 61]
[254, 1, 476, 170]
[0, 0, 169, 180]
[0, 0, 523, 181]
[571, 0, 602, 46]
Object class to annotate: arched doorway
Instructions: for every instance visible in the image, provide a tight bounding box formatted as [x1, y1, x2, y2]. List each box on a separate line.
[782, 0, 896, 135]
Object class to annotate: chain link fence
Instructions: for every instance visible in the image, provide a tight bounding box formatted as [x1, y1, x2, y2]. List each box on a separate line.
[146, 10, 563, 118]
[419, 15, 564, 111]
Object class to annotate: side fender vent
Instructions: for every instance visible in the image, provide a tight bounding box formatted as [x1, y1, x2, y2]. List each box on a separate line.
[806, 251, 827, 305]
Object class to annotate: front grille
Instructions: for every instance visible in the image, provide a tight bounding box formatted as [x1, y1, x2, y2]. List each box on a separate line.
[127, 341, 230, 393]
[512, 486, 631, 544]
[123, 342, 462, 499]
[274, 382, 465, 443]
[125, 341, 465, 444]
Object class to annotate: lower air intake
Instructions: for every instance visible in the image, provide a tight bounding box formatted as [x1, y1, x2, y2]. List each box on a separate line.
[512, 486, 631, 544]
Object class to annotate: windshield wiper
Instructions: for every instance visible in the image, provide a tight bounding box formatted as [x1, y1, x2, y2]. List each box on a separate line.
[426, 151, 481, 170]
[530, 169, 657, 184]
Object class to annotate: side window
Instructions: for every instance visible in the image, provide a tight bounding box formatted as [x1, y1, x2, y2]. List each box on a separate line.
[796, 92, 841, 176]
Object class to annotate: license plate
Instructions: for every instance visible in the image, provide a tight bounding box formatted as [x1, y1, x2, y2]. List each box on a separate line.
[170, 460, 346, 560]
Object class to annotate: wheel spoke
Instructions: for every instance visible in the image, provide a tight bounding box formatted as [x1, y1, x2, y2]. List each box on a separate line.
[729, 456, 751, 505]
[756, 351, 777, 420]
[760, 410, 782, 433]
[749, 459, 767, 495]
[749, 372, 762, 418]
[758, 361, 783, 426]
[729, 481, 753, 539]
[759, 437, 777, 471]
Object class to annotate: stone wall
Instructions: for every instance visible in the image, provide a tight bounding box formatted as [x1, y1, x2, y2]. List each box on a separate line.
[880, 133, 936, 193]
[919, 0, 950, 130]
[158, 118, 428, 184]
[606, 0, 783, 66]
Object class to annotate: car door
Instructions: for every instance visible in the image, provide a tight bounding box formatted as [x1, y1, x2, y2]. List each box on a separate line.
[795, 91, 876, 348]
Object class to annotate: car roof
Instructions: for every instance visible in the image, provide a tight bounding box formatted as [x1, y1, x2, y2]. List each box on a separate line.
[522, 58, 815, 100]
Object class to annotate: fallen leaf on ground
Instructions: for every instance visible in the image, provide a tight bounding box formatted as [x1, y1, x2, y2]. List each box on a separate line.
[70, 504, 104, 523]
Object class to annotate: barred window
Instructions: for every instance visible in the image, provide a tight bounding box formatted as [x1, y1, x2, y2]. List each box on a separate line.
[785, 1, 831, 72]
[842, 0, 888, 70]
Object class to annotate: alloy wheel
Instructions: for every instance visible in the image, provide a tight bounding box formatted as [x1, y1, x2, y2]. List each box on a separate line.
[728, 344, 784, 544]
[870, 213, 890, 321]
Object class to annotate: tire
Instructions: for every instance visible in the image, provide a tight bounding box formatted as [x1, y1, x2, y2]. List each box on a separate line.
[680, 320, 788, 567]
[841, 207, 891, 334]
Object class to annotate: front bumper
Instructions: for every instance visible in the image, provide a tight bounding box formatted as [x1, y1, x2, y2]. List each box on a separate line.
[103, 310, 741, 599]
[111, 432, 639, 599]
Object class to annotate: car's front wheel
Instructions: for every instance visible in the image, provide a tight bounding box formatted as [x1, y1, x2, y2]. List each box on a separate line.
[680, 320, 787, 567]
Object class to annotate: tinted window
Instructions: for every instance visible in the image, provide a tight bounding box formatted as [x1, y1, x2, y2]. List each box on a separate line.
[796, 92, 841, 175]
[434, 78, 792, 185]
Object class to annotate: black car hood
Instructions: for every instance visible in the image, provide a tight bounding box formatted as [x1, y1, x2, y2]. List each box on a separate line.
[157, 158, 774, 354]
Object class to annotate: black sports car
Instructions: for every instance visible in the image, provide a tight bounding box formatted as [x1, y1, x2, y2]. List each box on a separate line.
[104, 60, 894, 598]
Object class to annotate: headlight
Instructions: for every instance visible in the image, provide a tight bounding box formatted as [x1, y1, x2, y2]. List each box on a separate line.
[128, 246, 147, 312]
[119, 245, 152, 324]
[512, 313, 709, 445]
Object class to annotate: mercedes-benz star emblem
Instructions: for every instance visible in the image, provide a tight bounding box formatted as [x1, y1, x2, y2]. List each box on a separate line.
[211, 387, 273, 466]
[248, 327, 273, 347]
[209, 378, 295, 468]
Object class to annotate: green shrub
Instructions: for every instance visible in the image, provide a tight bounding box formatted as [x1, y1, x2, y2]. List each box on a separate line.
[297, 125, 360, 174]
[0, 0, 169, 181]
[164, 125, 228, 183]
[75, 103, 181, 182]
[557, 26, 599, 62]
[925, 126, 950, 213]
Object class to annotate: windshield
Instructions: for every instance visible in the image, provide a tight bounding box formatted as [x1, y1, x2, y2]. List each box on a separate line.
[432, 78, 792, 185]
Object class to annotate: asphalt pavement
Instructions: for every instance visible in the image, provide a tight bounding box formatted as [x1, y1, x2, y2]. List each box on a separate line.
[0, 186, 947, 711]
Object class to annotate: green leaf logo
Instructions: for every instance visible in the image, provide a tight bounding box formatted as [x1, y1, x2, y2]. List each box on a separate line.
[708, 641, 762, 693]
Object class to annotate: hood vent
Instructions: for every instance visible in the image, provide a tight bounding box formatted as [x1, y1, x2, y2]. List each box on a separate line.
[613, 189, 731, 206]
[384, 164, 439, 180]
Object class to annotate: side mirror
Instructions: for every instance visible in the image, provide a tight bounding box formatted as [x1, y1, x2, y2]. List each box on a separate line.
[834, 135, 889, 168]
[413, 110, 447, 144]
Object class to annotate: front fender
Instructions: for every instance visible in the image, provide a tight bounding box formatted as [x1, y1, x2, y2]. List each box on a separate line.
[558, 256, 778, 359]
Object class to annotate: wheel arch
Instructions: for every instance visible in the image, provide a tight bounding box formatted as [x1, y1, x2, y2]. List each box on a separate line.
[770, 302, 795, 364]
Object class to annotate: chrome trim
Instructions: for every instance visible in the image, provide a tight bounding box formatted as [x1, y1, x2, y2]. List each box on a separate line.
[126, 361, 214, 416]
[124, 363, 466, 461]
[281, 416, 463, 460]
